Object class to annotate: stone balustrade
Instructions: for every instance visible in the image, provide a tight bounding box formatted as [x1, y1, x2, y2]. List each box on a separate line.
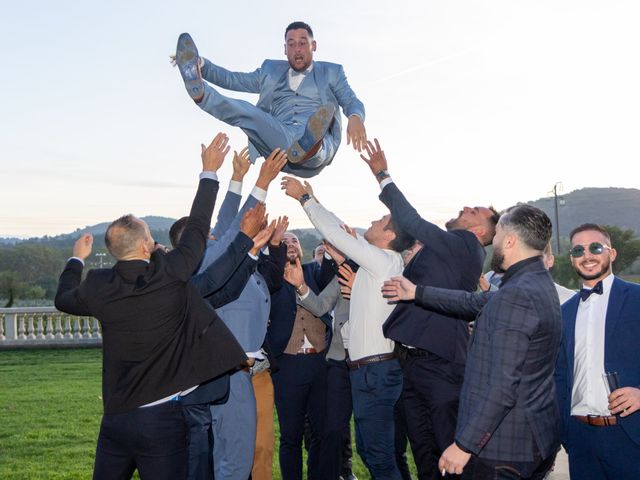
[0, 307, 101, 349]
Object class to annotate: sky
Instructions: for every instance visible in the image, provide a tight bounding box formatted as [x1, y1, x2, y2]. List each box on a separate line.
[2, 0, 640, 238]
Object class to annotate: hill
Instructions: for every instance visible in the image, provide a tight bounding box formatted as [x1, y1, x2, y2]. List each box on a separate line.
[528, 187, 640, 237]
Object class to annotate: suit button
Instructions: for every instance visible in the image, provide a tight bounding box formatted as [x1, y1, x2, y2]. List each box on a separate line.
[257, 280, 261, 285]
[265, 299, 269, 303]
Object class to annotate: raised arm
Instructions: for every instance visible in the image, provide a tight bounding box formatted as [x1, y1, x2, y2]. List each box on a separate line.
[210, 147, 251, 239]
[165, 133, 228, 281]
[381, 276, 490, 322]
[54, 234, 93, 316]
[281, 176, 391, 278]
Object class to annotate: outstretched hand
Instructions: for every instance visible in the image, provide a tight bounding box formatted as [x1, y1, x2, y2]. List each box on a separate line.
[337, 263, 356, 299]
[381, 276, 417, 303]
[281, 176, 314, 202]
[240, 203, 267, 239]
[360, 139, 388, 178]
[284, 257, 305, 290]
[73, 234, 94, 261]
[201, 132, 230, 172]
[231, 147, 251, 182]
[346, 115, 367, 152]
[256, 148, 288, 189]
[323, 241, 346, 265]
[251, 219, 276, 256]
[270, 216, 289, 246]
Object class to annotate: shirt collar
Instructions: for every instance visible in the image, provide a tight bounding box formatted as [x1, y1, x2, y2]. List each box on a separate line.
[500, 255, 542, 287]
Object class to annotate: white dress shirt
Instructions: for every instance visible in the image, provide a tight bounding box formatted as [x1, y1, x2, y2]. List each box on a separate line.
[302, 198, 403, 360]
[571, 273, 614, 416]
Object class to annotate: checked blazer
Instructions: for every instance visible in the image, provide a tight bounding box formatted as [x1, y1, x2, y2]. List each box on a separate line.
[415, 257, 562, 462]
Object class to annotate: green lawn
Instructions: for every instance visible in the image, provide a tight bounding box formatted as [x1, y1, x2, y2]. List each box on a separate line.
[0, 349, 415, 479]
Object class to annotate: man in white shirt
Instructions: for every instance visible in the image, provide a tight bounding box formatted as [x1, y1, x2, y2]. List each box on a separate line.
[555, 223, 640, 479]
[282, 176, 415, 479]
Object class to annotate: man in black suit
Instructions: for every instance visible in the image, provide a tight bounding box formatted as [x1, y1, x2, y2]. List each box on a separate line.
[361, 139, 498, 479]
[54, 133, 249, 480]
[383, 205, 562, 479]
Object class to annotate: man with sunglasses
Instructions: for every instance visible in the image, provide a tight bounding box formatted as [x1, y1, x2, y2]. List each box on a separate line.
[555, 223, 640, 479]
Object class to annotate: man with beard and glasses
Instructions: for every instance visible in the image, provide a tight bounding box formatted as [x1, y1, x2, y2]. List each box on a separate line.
[265, 231, 333, 479]
[173, 21, 366, 178]
[382, 205, 562, 479]
[554, 223, 640, 479]
[360, 138, 498, 479]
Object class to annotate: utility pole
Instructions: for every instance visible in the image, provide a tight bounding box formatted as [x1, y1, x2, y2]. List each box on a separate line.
[551, 182, 563, 254]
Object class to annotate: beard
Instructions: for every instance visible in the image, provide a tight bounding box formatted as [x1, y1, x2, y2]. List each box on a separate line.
[575, 257, 611, 281]
[445, 218, 458, 231]
[490, 247, 506, 274]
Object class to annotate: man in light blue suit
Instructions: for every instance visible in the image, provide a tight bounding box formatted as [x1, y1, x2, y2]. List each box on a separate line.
[555, 223, 640, 479]
[175, 21, 367, 178]
[198, 148, 288, 480]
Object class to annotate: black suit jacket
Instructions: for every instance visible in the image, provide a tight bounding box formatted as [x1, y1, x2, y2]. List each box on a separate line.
[55, 178, 248, 414]
[417, 257, 562, 463]
[380, 182, 485, 364]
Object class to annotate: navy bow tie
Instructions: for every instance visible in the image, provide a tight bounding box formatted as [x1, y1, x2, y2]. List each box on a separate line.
[579, 281, 603, 301]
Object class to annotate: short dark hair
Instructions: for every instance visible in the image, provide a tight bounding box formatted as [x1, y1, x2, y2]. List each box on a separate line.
[169, 216, 189, 248]
[569, 223, 611, 244]
[384, 216, 416, 253]
[285, 21, 313, 38]
[481, 206, 501, 246]
[105, 214, 147, 260]
[499, 205, 552, 251]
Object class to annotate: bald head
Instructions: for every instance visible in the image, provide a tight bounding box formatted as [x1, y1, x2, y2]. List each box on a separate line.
[105, 215, 154, 261]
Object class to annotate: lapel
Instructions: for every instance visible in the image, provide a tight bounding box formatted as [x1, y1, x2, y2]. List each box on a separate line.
[563, 296, 580, 386]
[604, 277, 627, 368]
[261, 61, 289, 109]
[310, 62, 328, 105]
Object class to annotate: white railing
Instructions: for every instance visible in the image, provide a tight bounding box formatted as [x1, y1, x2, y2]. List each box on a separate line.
[0, 307, 101, 349]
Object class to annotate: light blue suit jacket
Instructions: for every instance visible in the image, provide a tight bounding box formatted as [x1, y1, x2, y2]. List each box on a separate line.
[201, 58, 365, 168]
[555, 276, 640, 447]
[198, 189, 271, 352]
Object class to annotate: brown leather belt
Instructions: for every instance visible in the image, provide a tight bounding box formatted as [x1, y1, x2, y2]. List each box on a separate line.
[572, 415, 618, 427]
[346, 352, 395, 370]
[297, 347, 318, 355]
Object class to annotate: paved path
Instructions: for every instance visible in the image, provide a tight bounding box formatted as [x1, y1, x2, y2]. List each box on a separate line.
[547, 449, 569, 480]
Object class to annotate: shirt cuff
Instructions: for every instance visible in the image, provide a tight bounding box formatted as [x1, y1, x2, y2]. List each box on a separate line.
[379, 177, 394, 190]
[200, 171, 219, 182]
[298, 289, 310, 300]
[228, 180, 242, 194]
[248, 252, 259, 261]
[68, 257, 85, 266]
[251, 186, 268, 202]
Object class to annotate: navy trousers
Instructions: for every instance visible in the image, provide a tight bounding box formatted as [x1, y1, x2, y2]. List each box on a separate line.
[93, 401, 188, 480]
[566, 416, 640, 479]
[325, 359, 354, 479]
[350, 358, 403, 480]
[272, 353, 327, 480]
[401, 352, 464, 480]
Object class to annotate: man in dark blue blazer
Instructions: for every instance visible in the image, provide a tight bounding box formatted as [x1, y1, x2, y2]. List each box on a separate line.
[555, 223, 640, 479]
[361, 139, 498, 479]
[174, 21, 366, 178]
[382, 205, 562, 479]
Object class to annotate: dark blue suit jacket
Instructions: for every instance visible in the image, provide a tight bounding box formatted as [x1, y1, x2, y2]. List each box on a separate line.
[267, 263, 332, 358]
[555, 276, 640, 447]
[380, 182, 485, 364]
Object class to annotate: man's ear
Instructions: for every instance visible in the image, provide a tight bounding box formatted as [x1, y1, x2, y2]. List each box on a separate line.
[312, 40, 317, 52]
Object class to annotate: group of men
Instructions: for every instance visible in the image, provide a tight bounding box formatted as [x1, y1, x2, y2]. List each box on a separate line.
[54, 19, 640, 480]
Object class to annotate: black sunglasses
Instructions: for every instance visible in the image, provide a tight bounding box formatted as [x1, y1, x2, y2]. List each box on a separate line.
[569, 242, 611, 258]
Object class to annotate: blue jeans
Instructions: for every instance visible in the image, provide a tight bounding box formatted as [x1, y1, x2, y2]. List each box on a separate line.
[350, 358, 403, 480]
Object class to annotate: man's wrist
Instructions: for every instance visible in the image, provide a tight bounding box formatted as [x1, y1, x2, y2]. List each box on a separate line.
[200, 171, 219, 182]
[299, 193, 312, 205]
[375, 169, 390, 182]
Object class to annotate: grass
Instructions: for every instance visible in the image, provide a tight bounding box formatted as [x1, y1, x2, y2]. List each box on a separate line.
[0, 349, 416, 479]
